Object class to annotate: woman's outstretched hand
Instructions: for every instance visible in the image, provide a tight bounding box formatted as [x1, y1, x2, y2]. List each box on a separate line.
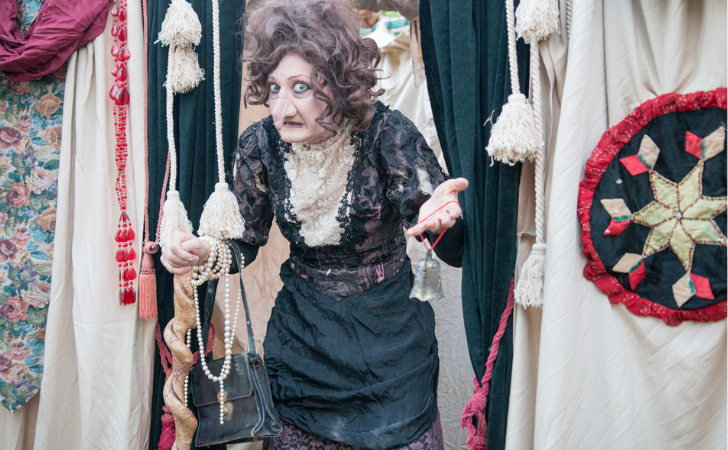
[406, 177, 469, 237]
[160, 231, 210, 274]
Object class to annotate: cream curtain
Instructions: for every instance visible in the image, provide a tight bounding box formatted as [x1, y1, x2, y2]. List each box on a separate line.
[507, 1, 727, 449]
[29, 1, 155, 448]
[0, 395, 38, 450]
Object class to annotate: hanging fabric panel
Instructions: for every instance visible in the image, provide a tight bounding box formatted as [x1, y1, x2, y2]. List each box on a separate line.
[146, 0, 243, 448]
[419, 1, 529, 449]
[0, 0, 112, 81]
[506, 0, 727, 449]
[0, 0, 64, 414]
[32, 0, 156, 447]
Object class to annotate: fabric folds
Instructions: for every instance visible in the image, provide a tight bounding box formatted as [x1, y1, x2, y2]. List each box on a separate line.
[265, 260, 438, 450]
[32, 0, 156, 446]
[0, 0, 112, 81]
[505, 1, 727, 449]
[146, 0, 243, 448]
[419, 1, 529, 449]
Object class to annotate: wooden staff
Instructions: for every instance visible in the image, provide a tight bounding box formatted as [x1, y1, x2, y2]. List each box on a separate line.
[163, 272, 197, 450]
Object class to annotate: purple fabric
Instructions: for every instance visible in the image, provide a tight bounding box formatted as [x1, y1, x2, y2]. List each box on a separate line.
[0, 0, 111, 81]
[263, 414, 444, 450]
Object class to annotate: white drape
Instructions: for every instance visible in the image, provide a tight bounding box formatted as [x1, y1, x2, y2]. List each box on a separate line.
[0, 395, 38, 450]
[507, 1, 727, 449]
[28, 1, 155, 448]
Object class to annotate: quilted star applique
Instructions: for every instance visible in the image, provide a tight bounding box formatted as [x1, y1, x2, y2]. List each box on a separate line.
[601, 127, 727, 306]
[579, 89, 727, 324]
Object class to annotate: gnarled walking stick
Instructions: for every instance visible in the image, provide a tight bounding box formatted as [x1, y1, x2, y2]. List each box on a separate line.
[163, 272, 197, 450]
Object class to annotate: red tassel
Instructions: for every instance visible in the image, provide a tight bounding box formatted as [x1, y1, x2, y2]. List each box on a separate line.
[139, 241, 158, 319]
[157, 406, 176, 450]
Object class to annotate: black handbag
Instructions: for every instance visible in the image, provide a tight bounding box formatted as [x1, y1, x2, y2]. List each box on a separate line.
[189, 240, 282, 447]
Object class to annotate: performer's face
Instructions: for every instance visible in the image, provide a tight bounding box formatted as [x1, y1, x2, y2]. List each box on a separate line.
[268, 53, 333, 144]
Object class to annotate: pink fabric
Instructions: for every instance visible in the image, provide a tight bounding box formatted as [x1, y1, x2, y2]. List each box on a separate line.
[158, 406, 176, 450]
[0, 0, 111, 81]
[461, 281, 515, 450]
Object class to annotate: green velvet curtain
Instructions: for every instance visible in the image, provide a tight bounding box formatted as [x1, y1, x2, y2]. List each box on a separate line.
[147, 1, 244, 448]
[419, 1, 529, 449]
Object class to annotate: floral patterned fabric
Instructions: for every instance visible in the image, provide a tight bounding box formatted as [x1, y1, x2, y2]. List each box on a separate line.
[0, 0, 63, 412]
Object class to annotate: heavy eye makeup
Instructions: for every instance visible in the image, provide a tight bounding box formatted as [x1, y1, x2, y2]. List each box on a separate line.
[267, 80, 310, 96]
[292, 81, 310, 94]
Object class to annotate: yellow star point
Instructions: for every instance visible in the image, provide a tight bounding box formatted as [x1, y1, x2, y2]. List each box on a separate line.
[633, 161, 726, 272]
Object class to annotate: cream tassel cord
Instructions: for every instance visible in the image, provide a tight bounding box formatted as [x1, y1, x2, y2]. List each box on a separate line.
[485, 0, 542, 165]
[158, 69, 193, 247]
[196, 0, 245, 240]
[157, 0, 202, 247]
[514, 0, 560, 308]
[157, 0, 204, 94]
[515, 0, 560, 43]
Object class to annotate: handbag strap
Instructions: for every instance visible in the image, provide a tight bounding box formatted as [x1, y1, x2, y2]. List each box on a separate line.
[229, 240, 259, 361]
[199, 240, 259, 363]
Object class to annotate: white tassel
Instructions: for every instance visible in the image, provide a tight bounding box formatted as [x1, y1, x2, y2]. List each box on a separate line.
[516, 0, 560, 44]
[486, 93, 542, 165]
[159, 190, 194, 247]
[157, 0, 202, 48]
[197, 183, 245, 240]
[515, 243, 546, 308]
[167, 46, 205, 94]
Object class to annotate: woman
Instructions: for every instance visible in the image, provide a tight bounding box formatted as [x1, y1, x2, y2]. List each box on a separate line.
[162, 0, 468, 448]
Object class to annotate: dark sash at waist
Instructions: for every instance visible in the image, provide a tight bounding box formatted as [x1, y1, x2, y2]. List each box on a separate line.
[287, 236, 408, 298]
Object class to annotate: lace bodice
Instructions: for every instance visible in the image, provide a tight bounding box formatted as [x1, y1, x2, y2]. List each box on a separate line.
[232, 102, 447, 297]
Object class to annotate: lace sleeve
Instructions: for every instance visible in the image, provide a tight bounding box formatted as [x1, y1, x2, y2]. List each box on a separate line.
[379, 109, 447, 228]
[232, 121, 275, 247]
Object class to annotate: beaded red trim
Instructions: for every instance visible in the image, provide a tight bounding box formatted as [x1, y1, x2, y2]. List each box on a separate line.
[577, 88, 727, 326]
[109, 0, 136, 305]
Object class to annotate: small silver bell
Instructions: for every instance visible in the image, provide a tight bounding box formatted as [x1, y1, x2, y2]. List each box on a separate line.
[410, 250, 444, 302]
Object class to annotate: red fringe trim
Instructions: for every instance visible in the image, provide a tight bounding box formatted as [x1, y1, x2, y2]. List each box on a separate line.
[577, 88, 727, 326]
[139, 242, 158, 320]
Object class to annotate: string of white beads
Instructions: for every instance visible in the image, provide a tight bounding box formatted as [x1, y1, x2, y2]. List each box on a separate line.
[184, 329, 191, 406]
[186, 236, 244, 424]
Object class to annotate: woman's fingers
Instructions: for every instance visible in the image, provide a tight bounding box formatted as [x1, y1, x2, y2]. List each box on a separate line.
[435, 177, 469, 199]
[406, 209, 458, 236]
[160, 231, 201, 273]
[165, 249, 194, 267]
[406, 178, 468, 237]
[406, 222, 426, 237]
[170, 239, 196, 263]
[160, 254, 191, 274]
[449, 177, 469, 193]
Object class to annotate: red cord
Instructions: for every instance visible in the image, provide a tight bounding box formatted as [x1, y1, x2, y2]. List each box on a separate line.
[461, 280, 515, 449]
[142, 0, 150, 243]
[417, 200, 460, 251]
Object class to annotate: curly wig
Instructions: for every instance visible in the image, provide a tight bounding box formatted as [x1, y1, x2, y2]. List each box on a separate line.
[244, 0, 384, 131]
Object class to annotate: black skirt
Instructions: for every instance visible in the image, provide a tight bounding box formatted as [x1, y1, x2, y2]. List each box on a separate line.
[263, 259, 439, 450]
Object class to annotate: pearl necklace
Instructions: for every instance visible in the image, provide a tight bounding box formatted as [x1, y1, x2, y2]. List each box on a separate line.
[183, 236, 244, 424]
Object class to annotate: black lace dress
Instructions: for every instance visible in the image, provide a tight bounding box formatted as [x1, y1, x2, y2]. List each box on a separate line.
[232, 103, 461, 450]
